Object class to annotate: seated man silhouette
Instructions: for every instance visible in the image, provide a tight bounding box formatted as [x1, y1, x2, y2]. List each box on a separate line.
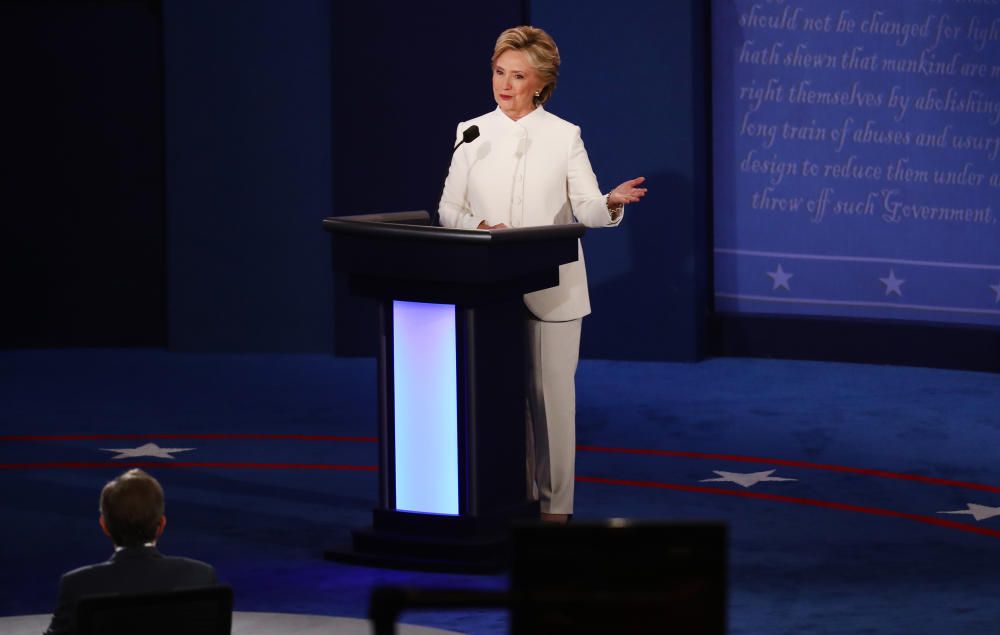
[44, 468, 218, 635]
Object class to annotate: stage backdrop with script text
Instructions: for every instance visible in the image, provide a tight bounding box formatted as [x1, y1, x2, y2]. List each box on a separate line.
[713, 0, 1000, 327]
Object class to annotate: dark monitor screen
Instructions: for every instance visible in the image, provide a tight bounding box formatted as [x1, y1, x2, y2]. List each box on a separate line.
[76, 585, 233, 635]
[509, 521, 727, 635]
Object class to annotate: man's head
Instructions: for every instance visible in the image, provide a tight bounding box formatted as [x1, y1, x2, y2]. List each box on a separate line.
[99, 469, 166, 548]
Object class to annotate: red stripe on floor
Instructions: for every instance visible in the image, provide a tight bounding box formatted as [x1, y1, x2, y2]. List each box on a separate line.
[0, 461, 377, 471]
[577, 475, 1000, 539]
[0, 459, 991, 538]
[0, 434, 377, 442]
[6, 436, 998, 495]
[578, 445, 1000, 494]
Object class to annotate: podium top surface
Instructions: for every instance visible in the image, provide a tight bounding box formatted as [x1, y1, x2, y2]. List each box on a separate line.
[322, 211, 586, 244]
[323, 211, 586, 302]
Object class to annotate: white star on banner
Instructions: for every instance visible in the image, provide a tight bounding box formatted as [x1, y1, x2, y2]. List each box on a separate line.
[766, 264, 793, 291]
[700, 469, 797, 488]
[990, 281, 1000, 304]
[937, 503, 1000, 522]
[879, 269, 905, 296]
[101, 443, 195, 460]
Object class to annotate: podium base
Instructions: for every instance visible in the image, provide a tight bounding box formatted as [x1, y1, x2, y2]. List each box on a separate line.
[324, 502, 539, 573]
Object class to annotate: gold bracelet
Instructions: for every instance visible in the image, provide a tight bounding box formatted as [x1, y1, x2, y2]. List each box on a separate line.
[606, 192, 623, 214]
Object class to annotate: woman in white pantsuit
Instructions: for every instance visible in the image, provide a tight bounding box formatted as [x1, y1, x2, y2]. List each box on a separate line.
[438, 26, 647, 523]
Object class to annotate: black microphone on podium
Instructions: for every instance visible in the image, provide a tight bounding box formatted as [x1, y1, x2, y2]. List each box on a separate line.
[431, 125, 480, 227]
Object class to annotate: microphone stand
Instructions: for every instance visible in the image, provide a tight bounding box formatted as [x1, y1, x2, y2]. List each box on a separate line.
[430, 126, 479, 227]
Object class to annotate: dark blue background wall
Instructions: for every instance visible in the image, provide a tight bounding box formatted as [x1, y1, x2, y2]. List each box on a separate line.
[5, 3, 998, 371]
[328, 0, 526, 356]
[1, 0, 165, 348]
[163, 0, 334, 353]
[329, 0, 710, 361]
[532, 0, 710, 360]
[6, 0, 710, 362]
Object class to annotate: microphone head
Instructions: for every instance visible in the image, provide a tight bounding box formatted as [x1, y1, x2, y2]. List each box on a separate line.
[463, 125, 480, 143]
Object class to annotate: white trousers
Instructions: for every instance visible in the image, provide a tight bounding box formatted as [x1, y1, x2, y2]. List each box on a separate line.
[525, 317, 582, 514]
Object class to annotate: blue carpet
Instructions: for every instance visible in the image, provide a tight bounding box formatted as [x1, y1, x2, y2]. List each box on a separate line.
[2, 350, 1000, 633]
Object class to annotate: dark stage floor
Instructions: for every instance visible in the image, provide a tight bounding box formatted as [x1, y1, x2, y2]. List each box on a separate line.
[2, 349, 999, 634]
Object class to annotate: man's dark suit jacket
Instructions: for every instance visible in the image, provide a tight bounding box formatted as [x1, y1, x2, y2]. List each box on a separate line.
[44, 546, 217, 635]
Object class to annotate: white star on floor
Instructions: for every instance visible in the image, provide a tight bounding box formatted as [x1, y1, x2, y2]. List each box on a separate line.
[937, 503, 1000, 522]
[766, 264, 793, 291]
[700, 469, 797, 488]
[879, 269, 905, 296]
[990, 281, 1000, 304]
[101, 443, 195, 459]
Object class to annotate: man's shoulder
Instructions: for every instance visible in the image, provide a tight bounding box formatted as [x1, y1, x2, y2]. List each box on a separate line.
[61, 551, 215, 590]
[139, 552, 217, 582]
[60, 559, 114, 583]
[160, 554, 215, 573]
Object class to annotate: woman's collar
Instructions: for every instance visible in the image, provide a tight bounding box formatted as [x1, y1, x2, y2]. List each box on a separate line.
[494, 104, 546, 129]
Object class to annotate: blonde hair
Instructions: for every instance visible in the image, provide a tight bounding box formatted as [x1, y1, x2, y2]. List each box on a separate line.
[492, 26, 560, 106]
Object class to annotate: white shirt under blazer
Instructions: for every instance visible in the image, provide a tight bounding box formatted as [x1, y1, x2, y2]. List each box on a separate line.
[438, 106, 623, 322]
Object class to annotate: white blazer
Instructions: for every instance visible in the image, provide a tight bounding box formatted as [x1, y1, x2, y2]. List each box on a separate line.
[438, 106, 623, 322]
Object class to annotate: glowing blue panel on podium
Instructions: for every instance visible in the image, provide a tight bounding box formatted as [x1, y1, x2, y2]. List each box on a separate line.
[392, 300, 459, 515]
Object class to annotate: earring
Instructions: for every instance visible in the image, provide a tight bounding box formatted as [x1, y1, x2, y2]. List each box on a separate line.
[534, 91, 541, 97]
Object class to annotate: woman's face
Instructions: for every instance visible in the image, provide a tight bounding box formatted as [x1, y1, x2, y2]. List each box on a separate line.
[492, 49, 544, 120]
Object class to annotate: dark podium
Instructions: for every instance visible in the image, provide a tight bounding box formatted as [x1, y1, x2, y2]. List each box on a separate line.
[322, 211, 585, 571]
